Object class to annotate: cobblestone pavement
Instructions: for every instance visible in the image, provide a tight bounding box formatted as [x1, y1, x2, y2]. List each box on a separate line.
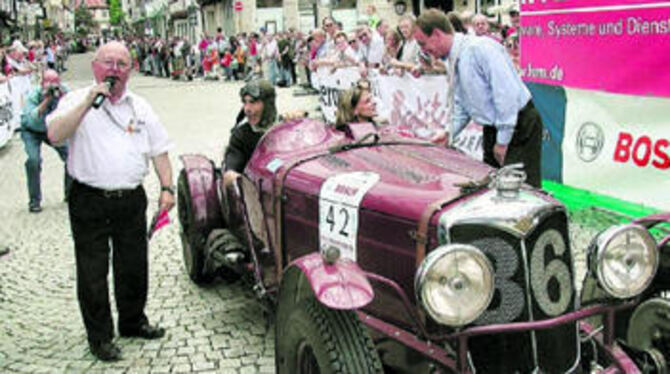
[0, 52, 635, 373]
[0, 52, 315, 373]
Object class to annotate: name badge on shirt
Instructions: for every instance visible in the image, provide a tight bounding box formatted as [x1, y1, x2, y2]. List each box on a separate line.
[127, 119, 144, 134]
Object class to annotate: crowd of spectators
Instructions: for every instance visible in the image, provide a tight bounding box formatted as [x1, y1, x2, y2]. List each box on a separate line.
[1, 37, 71, 134]
[304, 8, 520, 80]
[1, 6, 520, 92]
[122, 28, 307, 87]
[1, 7, 522, 163]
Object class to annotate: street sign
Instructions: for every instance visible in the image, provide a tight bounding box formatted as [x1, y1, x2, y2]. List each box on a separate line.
[234, 1, 243, 11]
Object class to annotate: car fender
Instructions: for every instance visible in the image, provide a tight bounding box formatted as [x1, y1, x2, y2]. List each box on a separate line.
[179, 154, 223, 231]
[287, 252, 374, 310]
[633, 212, 670, 228]
[634, 212, 670, 247]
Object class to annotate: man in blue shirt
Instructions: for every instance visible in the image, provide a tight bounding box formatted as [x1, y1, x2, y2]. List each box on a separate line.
[20, 69, 71, 212]
[413, 9, 543, 187]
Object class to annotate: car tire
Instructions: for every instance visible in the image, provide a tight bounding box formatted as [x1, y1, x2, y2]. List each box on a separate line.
[177, 169, 213, 284]
[275, 297, 383, 374]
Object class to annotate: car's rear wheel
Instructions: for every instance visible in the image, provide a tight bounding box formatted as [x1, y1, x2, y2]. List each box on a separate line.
[276, 297, 382, 374]
[178, 170, 212, 284]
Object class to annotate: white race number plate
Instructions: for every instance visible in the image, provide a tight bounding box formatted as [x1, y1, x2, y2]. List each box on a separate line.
[318, 172, 380, 261]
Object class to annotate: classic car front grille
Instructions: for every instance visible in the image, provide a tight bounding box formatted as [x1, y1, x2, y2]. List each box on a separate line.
[449, 212, 578, 373]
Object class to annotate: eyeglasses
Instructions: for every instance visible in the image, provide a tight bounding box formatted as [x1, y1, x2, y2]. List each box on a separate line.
[324, 23, 334, 28]
[96, 59, 130, 71]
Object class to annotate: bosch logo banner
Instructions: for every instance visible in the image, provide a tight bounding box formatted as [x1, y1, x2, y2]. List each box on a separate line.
[613, 132, 670, 170]
[575, 122, 604, 162]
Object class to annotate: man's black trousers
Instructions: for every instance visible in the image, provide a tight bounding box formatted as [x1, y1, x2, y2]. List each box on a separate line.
[68, 180, 149, 344]
[482, 101, 543, 188]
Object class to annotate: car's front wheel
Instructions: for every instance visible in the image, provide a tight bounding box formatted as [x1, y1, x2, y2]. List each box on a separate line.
[276, 297, 383, 374]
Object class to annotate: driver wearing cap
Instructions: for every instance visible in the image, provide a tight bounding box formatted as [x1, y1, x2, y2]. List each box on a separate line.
[222, 79, 277, 187]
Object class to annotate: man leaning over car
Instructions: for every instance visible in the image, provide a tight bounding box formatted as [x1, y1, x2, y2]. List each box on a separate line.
[414, 9, 543, 188]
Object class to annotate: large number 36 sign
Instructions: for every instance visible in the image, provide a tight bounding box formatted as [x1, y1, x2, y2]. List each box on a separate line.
[475, 229, 573, 324]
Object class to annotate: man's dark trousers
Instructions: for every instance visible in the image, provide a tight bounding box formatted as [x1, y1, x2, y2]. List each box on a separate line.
[482, 101, 543, 188]
[68, 180, 149, 344]
[20, 129, 72, 207]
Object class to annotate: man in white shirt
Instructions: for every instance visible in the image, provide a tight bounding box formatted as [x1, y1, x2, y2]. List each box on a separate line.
[356, 25, 385, 68]
[6, 41, 33, 131]
[473, 13, 502, 42]
[47, 41, 175, 362]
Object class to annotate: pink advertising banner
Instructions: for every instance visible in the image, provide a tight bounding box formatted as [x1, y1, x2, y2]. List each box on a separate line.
[520, 1, 670, 97]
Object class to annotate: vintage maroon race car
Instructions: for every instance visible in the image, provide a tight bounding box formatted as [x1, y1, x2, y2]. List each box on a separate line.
[177, 118, 669, 373]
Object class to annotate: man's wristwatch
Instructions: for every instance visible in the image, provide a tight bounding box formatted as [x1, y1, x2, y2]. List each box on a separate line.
[161, 185, 175, 195]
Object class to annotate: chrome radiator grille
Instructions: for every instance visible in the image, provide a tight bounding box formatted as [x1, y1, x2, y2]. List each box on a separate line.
[449, 212, 578, 373]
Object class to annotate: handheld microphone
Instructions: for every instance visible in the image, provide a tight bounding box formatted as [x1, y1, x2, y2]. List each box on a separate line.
[92, 76, 117, 109]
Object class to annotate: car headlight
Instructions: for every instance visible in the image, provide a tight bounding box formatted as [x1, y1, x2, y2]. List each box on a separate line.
[415, 244, 494, 326]
[593, 224, 658, 299]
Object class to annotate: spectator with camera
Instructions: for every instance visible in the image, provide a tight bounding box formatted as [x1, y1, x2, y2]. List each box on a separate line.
[20, 69, 71, 213]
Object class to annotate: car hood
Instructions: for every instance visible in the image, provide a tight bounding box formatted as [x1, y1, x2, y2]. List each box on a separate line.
[246, 119, 493, 222]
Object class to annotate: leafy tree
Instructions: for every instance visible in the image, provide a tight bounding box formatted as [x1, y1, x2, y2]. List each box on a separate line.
[75, 5, 97, 36]
[109, 0, 125, 26]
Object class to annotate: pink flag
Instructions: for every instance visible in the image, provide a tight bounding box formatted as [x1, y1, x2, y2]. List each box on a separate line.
[147, 210, 170, 240]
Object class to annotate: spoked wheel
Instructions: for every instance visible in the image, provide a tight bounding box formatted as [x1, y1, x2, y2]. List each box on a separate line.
[177, 170, 212, 284]
[276, 297, 383, 374]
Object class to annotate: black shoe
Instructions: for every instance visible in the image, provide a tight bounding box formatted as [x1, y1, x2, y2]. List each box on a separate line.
[29, 204, 42, 213]
[89, 341, 121, 361]
[120, 323, 165, 339]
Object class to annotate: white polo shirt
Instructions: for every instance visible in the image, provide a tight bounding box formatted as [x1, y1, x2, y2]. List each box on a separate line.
[360, 31, 385, 65]
[47, 85, 173, 190]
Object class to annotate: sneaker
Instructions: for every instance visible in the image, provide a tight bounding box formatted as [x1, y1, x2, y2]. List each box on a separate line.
[29, 204, 42, 213]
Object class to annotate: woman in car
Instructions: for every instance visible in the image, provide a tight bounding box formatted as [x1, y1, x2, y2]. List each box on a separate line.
[334, 80, 377, 132]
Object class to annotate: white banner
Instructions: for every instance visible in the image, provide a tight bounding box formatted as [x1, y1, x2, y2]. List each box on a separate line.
[563, 88, 670, 210]
[315, 67, 361, 124]
[315, 68, 483, 161]
[375, 72, 448, 138]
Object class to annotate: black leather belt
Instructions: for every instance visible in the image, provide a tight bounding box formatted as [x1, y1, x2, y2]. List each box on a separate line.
[73, 180, 140, 199]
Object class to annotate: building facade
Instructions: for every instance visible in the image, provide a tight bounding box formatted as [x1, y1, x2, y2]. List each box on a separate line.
[168, 0, 200, 43]
[74, 0, 110, 34]
[0, 0, 18, 42]
[121, 0, 515, 39]
[184, 0, 516, 36]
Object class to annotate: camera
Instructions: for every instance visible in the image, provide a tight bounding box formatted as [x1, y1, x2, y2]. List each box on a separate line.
[46, 85, 61, 98]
